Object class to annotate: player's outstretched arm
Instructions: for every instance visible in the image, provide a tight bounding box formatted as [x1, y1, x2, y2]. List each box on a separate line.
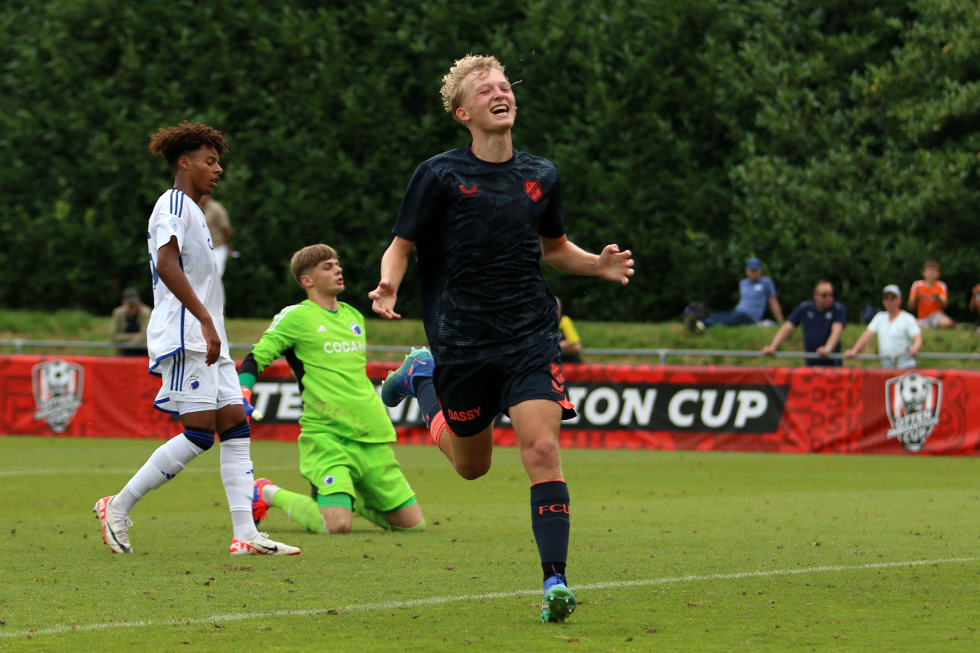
[370, 236, 416, 319]
[156, 237, 221, 365]
[541, 236, 634, 285]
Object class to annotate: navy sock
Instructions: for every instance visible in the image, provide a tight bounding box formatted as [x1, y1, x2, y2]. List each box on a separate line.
[542, 562, 567, 583]
[412, 377, 442, 430]
[530, 480, 570, 582]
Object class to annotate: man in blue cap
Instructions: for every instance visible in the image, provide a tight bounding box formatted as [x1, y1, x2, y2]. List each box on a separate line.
[689, 257, 783, 334]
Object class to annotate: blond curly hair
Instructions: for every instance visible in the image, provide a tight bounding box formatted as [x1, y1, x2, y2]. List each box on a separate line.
[440, 54, 507, 121]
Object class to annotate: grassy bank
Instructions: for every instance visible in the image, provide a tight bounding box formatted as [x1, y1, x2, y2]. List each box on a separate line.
[2, 309, 980, 367]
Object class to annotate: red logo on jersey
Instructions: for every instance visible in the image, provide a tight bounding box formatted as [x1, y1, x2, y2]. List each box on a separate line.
[524, 180, 542, 202]
[460, 184, 478, 197]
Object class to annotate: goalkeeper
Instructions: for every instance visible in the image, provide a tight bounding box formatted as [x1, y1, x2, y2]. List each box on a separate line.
[239, 244, 425, 534]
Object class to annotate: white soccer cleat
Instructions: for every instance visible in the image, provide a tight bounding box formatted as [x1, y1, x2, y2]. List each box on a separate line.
[229, 533, 301, 556]
[93, 495, 133, 554]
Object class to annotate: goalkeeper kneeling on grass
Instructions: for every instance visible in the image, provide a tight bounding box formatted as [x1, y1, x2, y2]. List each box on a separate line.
[238, 244, 425, 535]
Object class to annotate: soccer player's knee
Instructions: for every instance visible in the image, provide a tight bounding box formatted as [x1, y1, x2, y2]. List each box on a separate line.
[456, 460, 491, 480]
[322, 509, 354, 534]
[523, 437, 560, 466]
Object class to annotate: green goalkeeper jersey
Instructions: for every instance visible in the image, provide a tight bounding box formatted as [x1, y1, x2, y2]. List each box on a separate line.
[250, 300, 395, 443]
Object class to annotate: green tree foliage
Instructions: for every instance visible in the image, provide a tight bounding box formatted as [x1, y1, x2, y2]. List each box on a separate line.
[1, 0, 978, 323]
[722, 0, 980, 313]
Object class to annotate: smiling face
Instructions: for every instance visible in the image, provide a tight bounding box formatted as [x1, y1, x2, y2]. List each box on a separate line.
[455, 69, 515, 134]
[180, 145, 222, 199]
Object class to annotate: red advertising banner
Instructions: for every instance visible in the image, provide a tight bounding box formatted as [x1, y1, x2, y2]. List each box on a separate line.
[2, 355, 977, 455]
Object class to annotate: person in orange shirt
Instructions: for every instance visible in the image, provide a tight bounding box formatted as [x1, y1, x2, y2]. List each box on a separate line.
[908, 260, 954, 329]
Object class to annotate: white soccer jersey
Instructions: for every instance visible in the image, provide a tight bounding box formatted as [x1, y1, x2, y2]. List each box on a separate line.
[145, 188, 229, 370]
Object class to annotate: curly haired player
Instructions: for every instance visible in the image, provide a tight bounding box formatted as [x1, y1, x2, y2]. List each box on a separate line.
[369, 55, 634, 622]
[93, 121, 299, 556]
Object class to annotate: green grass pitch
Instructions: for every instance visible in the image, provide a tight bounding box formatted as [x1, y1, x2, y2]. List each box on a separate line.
[1, 435, 979, 651]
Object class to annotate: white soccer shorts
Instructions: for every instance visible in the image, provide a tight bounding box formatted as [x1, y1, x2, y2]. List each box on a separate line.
[153, 351, 242, 415]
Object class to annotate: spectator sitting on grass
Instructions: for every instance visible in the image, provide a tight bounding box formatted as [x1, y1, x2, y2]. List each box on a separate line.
[109, 287, 151, 357]
[556, 296, 583, 364]
[908, 260, 954, 329]
[688, 257, 783, 335]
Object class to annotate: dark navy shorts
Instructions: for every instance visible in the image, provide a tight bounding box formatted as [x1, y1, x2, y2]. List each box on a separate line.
[434, 339, 577, 437]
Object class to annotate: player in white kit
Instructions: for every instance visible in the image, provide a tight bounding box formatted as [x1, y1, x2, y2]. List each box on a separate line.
[93, 121, 299, 556]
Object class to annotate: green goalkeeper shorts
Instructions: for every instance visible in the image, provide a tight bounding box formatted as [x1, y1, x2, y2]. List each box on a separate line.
[298, 431, 415, 514]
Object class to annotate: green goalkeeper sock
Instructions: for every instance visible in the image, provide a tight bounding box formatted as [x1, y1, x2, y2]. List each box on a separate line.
[272, 488, 326, 534]
[391, 519, 426, 532]
[353, 501, 392, 530]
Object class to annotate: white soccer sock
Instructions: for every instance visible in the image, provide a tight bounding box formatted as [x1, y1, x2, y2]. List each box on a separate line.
[114, 434, 204, 514]
[220, 438, 258, 541]
[261, 482, 282, 506]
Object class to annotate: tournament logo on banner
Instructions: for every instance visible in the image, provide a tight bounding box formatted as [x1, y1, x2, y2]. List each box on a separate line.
[885, 372, 942, 452]
[31, 359, 85, 433]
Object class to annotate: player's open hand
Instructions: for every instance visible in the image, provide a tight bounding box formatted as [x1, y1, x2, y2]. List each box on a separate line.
[598, 244, 634, 285]
[369, 279, 402, 320]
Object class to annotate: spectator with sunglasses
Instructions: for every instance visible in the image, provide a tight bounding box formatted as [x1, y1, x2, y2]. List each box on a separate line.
[762, 280, 846, 366]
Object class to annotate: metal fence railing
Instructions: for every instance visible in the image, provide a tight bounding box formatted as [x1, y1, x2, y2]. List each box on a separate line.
[2, 339, 978, 367]
[583, 348, 980, 366]
[0, 339, 414, 355]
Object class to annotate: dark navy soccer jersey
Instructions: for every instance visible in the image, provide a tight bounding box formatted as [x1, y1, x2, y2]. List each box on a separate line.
[393, 146, 567, 364]
[787, 299, 848, 367]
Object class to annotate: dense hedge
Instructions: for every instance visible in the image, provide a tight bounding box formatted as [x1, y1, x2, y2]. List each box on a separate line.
[2, 0, 979, 323]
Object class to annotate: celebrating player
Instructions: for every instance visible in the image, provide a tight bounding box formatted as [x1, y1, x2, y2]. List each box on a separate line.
[93, 122, 299, 556]
[240, 244, 425, 535]
[369, 54, 634, 622]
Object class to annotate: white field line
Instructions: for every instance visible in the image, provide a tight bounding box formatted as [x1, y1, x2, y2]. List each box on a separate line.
[0, 466, 295, 477]
[2, 556, 976, 640]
